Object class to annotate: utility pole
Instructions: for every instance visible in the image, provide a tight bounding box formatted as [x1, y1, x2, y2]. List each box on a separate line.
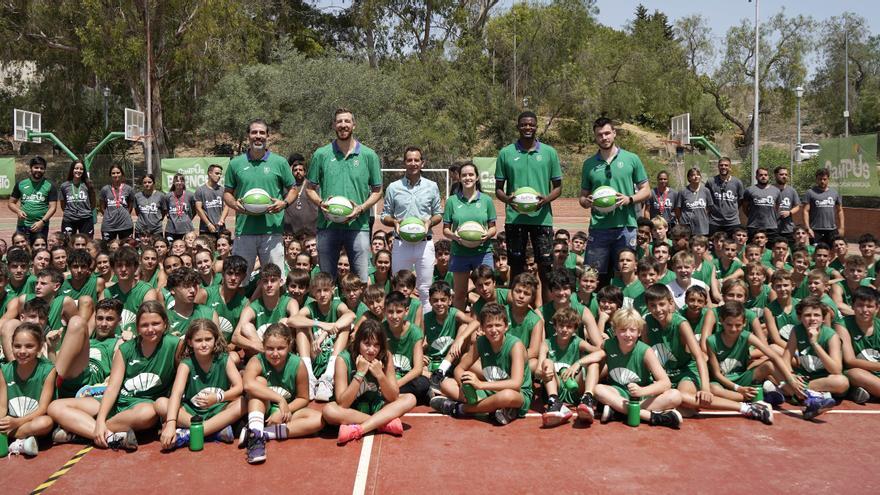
[752, 0, 760, 182]
[145, 0, 153, 174]
[844, 24, 850, 138]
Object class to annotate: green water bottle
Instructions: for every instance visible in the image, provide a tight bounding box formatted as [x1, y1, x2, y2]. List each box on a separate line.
[753, 384, 764, 402]
[189, 416, 204, 452]
[563, 378, 579, 393]
[462, 383, 478, 404]
[0, 432, 8, 457]
[626, 397, 641, 427]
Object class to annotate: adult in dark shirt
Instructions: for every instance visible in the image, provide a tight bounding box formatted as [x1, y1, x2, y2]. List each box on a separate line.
[741, 167, 781, 239]
[59, 160, 96, 237]
[706, 156, 744, 236]
[802, 167, 844, 246]
[283, 153, 318, 236]
[773, 165, 801, 243]
[9, 156, 58, 243]
[645, 170, 678, 227]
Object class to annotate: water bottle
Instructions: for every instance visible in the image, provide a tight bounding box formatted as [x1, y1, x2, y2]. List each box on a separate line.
[189, 416, 204, 452]
[0, 432, 8, 457]
[753, 383, 764, 402]
[627, 397, 641, 427]
[462, 383, 478, 404]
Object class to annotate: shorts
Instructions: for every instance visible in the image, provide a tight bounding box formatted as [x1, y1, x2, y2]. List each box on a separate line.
[353, 397, 385, 415]
[183, 400, 226, 420]
[669, 366, 702, 389]
[720, 369, 756, 387]
[474, 388, 532, 417]
[109, 395, 154, 418]
[102, 228, 134, 241]
[449, 252, 494, 273]
[165, 232, 186, 244]
[62, 217, 95, 237]
[610, 385, 655, 402]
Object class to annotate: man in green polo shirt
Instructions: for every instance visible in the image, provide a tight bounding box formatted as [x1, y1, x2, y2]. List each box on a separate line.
[9, 156, 58, 243]
[494, 111, 563, 291]
[305, 108, 383, 282]
[579, 117, 651, 284]
[223, 119, 298, 281]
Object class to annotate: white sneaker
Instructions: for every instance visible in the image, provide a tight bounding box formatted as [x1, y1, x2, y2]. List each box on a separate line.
[314, 376, 333, 402]
[9, 436, 39, 456]
[52, 426, 76, 444]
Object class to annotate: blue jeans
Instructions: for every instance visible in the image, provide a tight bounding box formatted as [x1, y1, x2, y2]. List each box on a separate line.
[317, 228, 371, 282]
[585, 227, 637, 275]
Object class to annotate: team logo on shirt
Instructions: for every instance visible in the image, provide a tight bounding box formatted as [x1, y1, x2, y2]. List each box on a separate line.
[393, 354, 412, 374]
[354, 159, 360, 167]
[815, 198, 836, 207]
[431, 336, 453, 353]
[122, 372, 161, 396]
[270, 385, 292, 401]
[8, 396, 38, 417]
[720, 358, 742, 376]
[858, 349, 880, 362]
[753, 196, 776, 206]
[609, 367, 639, 385]
[483, 366, 509, 381]
[651, 343, 677, 366]
[536, 155, 542, 161]
[798, 354, 824, 372]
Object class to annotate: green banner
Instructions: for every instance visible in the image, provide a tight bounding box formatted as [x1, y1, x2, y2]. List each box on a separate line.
[160, 157, 230, 192]
[0, 157, 14, 195]
[472, 157, 497, 196]
[817, 134, 880, 196]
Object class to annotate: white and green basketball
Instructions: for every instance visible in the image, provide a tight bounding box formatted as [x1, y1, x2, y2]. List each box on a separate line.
[399, 217, 428, 243]
[592, 185, 618, 213]
[511, 186, 541, 214]
[241, 188, 274, 214]
[325, 196, 355, 223]
[456, 221, 487, 248]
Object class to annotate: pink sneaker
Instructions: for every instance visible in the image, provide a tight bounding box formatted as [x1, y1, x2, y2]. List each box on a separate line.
[378, 418, 404, 436]
[337, 424, 364, 445]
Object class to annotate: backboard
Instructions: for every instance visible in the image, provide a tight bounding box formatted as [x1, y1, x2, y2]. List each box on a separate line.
[125, 108, 145, 142]
[670, 113, 690, 146]
[13, 109, 41, 143]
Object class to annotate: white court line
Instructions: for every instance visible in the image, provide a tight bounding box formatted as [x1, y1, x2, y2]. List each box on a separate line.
[351, 434, 374, 495]
[403, 410, 880, 418]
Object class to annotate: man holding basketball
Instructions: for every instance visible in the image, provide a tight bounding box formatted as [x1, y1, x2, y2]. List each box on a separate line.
[305, 108, 382, 282]
[223, 118, 298, 281]
[495, 111, 563, 290]
[579, 117, 651, 284]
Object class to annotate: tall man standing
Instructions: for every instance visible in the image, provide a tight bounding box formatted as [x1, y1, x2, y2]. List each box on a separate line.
[381, 146, 443, 313]
[706, 157, 744, 236]
[195, 164, 229, 238]
[579, 117, 650, 284]
[283, 153, 319, 237]
[495, 111, 563, 289]
[306, 108, 382, 282]
[773, 165, 800, 243]
[9, 156, 58, 243]
[223, 119, 298, 281]
[741, 167, 780, 239]
[803, 167, 845, 246]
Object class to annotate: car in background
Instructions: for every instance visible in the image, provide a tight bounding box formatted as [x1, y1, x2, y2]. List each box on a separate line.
[797, 142, 821, 161]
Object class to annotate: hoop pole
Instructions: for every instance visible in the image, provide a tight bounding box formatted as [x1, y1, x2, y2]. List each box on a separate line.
[83, 132, 126, 171]
[26, 131, 79, 162]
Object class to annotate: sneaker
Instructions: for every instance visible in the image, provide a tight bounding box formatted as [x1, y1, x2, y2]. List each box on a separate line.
[216, 425, 235, 444]
[803, 395, 836, 420]
[172, 429, 190, 450]
[429, 369, 445, 391]
[246, 431, 267, 464]
[52, 426, 76, 444]
[542, 405, 573, 428]
[576, 393, 597, 424]
[744, 403, 774, 425]
[337, 424, 365, 445]
[314, 376, 333, 402]
[237, 427, 249, 448]
[762, 381, 785, 408]
[650, 410, 683, 429]
[8, 436, 39, 457]
[493, 408, 518, 425]
[430, 396, 462, 417]
[378, 418, 404, 436]
[108, 429, 138, 452]
[848, 386, 870, 405]
[600, 404, 622, 424]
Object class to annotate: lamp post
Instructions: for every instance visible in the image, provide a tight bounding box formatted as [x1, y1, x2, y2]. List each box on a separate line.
[102, 87, 110, 130]
[751, 0, 760, 182]
[795, 85, 804, 151]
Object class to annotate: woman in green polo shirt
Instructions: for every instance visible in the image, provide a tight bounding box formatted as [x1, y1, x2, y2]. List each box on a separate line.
[442, 163, 497, 311]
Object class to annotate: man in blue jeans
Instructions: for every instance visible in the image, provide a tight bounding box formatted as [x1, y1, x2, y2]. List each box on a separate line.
[305, 108, 382, 282]
[579, 117, 651, 285]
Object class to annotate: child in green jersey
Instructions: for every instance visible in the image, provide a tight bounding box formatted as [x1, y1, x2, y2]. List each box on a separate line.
[643, 285, 772, 424]
[369, 250, 392, 294]
[708, 302, 800, 410]
[102, 247, 159, 335]
[433, 240, 456, 286]
[714, 238, 744, 283]
[765, 270, 800, 350]
[834, 286, 880, 404]
[205, 255, 249, 364]
[636, 218, 653, 259]
[424, 281, 479, 390]
[806, 269, 841, 326]
[651, 243, 676, 286]
[576, 266, 600, 318]
[744, 261, 775, 321]
[574, 308, 683, 428]
[324, 320, 416, 445]
[289, 272, 355, 402]
[166, 268, 219, 338]
[240, 323, 323, 464]
[699, 279, 765, 355]
[691, 236, 721, 303]
[354, 285, 386, 332]
[431, 303, 532, 425]
[194, 249, 218, 288]
[493, 247, 510, 288]
[1, 269, 80, 359]
[469, 265, 509, 317]
[610, 249, 643, 308]
[233, 264, 299, 356]
[834, 255, 870, 317]
[539, 307, 599, 427]
[285, 268, 312, 308]
[596, 285, 623, 339]
[383, 291, 429, 404]
[390, 270, 423, 330]
[678, 285, 710, 343]
[830, 236, 849, 274]
[506, 273, 544, 372]
[780, 296, 848, 419]
[541, 269, 602, 349]
[156, 319, 243, 451]
[811, 243, 842, 281]
[0, 323, 56, 456]
[767, 238, 793, 273]
[136, 247, 165, 289]
[63, 249, 105, 308]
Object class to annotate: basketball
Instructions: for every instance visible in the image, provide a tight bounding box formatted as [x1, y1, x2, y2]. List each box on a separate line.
[324, 196, 355, 223]
[456, 221, 487, 248]
[511, 186, 541, 214]
[399, 217, 428, 242]
[240, 188, 273, 214]
[592, 185, 618, 213]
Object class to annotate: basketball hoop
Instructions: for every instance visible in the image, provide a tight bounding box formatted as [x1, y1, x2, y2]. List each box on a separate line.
[125, 108, 146, 143]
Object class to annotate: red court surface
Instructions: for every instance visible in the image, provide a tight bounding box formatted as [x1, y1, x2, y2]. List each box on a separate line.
[3, 401, 880, 494]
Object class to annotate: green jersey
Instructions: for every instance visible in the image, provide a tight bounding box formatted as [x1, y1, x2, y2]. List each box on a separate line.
[433, 267, 454, 286]
[12, 178, 57, 227]
[577, 292, 600, 320]
[224, 150, 295, 236]
[791, 324, 837, 379]
[546, 335, 585, 369]
[611, 277, 644, 303]
[307, 141, 381, 231]
[658, 270, 676, 285]
[405, 297, 420, 327]
[692, 260, 715, 285]
[0, 291, 11, 318]
[385, 322, 424, 379]
[340, 350, 383, 413]
[57, 336, 117, 399]
[104, 281, 154, 333]
[840, 316, 880, 366]
[506, 307, 541, 348]
[24, 295, 65, 349]
[580, 148, 648, 230]
[251, 294, 292, 340]
[707, 330, 752, 382]
[61, 273, 99, 302]
[644, 313, 694, 379]
[746, 285, 772, 319]
[495, 140, 562, 226]
[714, 258, 743, 280]
[472, 288, 509, 317]
[712, 306, 759, 334]
[258, 353, 301, 402]
[116, 334, 179, 407]
[205, 286, 249, 341]
[182, 353, 231, 418]
[541, 300, 587, 340]
[424, 308, 460, 363]
[476, 333, 532, 416]
[603, 338, 651, 389]
[768, 299, 799, 341]
[678, 306, 708, 341]
[442, 191, 496, 256]
[2, 357, 53, 417]
[6, 278, 32, 300]
[304, 299, 341, 377]
[167, 304, 215, 337]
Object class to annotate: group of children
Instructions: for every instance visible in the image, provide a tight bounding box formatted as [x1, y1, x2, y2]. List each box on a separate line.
[2, 220, 880, 465]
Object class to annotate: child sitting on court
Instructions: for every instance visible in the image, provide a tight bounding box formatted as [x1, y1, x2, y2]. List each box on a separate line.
[424, 281, 479, 389]
[285, 269, 311, 308]
[432, 303, 533, 425]
[690, 235, 721, 303]
[834, 255, 871, 317]
[805, 269, 842, 326]
[699, 279, 765, 354]
[651, 243, 676, 285]
[493, 247, 511, 288]
[636, 218, 654, 259]
[632, 257, 662, 315]
[576, 266, 601, 319]
[433, 239, 454, 285]
[383, 291, 430, 404]
[744, 262, 775, 319]
[834, 286, 880, 404]
[677, 285, 709, 342]
[339, 273, 370, 321]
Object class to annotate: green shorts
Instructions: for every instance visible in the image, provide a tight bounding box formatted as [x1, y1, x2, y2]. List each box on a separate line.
[109, 395, 154, 418]
[183, 400, 226, 420]
[556, 373, 581, 405]
[669, 366, 702, 389]
[353, 397, 385, 415]
[474, 388, 532, 417]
